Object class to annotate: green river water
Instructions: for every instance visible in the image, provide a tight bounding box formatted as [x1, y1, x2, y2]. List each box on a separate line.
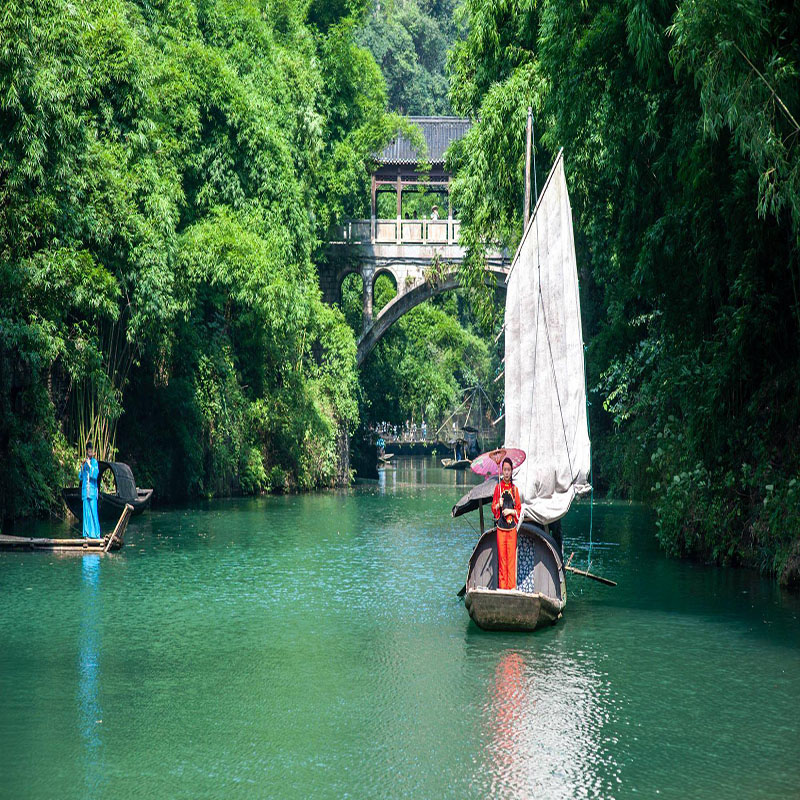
[1, 457, 798, 799]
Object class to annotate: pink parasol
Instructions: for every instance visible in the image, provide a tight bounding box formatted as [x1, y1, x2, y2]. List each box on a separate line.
[470, 447, 526, 477]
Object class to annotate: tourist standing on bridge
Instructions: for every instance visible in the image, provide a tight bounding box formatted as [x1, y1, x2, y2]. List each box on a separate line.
[492, 458, 521, 589]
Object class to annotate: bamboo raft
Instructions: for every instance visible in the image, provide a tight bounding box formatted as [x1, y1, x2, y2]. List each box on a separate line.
[0, 504, 133, 554]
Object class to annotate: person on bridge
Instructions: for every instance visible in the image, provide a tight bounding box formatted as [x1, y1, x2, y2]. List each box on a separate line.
[492, 458, 521, 589]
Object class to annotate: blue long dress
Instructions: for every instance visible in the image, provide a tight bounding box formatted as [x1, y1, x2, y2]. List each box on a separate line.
[79, 459, 101, 538]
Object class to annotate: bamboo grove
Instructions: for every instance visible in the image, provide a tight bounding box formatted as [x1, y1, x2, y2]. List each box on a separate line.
[448, 0, 800, 582]
[0, 0, 407, 517]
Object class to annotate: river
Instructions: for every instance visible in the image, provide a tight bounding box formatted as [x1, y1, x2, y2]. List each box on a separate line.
[1, 457, 798, 799]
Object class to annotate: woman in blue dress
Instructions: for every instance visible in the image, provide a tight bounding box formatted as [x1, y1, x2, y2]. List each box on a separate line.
[78, 442, 101, 538]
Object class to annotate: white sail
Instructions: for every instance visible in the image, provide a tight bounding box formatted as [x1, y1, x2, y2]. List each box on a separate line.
[504, 150, 591, 524]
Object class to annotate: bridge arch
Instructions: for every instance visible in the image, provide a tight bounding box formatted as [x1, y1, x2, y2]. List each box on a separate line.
[371, 268, 398, 309]
[356, 267, 507, 367]
[336, 266, 362, 305]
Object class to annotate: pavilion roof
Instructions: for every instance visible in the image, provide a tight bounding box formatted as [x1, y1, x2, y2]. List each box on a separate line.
[376, 117, 471, 166]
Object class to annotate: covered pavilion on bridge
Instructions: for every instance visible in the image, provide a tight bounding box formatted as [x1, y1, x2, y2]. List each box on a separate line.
[363, 116, 471, 246]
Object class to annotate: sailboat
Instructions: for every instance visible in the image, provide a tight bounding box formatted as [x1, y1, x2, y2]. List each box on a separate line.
[461, 148, 592, 631]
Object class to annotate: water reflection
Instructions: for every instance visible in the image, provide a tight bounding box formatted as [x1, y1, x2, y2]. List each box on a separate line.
[378, 456, 482, 492]
[79, 555, 104, 797]
[479, 645, 619, 799]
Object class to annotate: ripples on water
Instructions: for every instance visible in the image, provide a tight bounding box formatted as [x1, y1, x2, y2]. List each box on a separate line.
[0, 457, 798, 799]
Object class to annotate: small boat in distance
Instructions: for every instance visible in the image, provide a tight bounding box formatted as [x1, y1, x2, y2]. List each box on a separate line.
[441, 437, 471, 469]
[441, 457, 472, 470]
[63, 461, 153, 522]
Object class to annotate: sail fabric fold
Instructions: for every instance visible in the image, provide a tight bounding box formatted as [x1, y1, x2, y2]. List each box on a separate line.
[504, 151, 591, 525]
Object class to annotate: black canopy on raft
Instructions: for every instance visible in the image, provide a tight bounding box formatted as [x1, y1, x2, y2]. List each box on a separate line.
[451, 477, 497, 518]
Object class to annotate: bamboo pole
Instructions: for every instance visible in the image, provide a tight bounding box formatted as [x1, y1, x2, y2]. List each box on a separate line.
[564, 552, 616, 586]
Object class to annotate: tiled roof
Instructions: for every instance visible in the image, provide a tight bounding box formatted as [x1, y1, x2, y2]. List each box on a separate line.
[377, 117, 472, 165]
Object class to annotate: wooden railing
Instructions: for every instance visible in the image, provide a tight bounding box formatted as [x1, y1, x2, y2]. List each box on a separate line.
[333, 219, 462, 246]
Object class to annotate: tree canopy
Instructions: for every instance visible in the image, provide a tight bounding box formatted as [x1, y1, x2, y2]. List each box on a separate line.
[448, 0, 800, 579]
[0, 0, 404, 518]
[358, 0, 461, 114]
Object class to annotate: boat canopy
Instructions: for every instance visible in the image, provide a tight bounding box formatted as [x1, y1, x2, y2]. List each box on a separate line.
[98, 461, 138, 502]
[451, 478, 496, 518]
[504, 150, 591, 524]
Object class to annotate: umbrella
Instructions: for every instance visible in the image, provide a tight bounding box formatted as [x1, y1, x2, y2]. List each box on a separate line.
[470, 447, 526, 478]
[451, 478, 496, 519]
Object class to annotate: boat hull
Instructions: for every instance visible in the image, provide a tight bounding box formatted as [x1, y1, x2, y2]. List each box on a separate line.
[441, 458, 472, 470]
[465, 588, 562, 631]
[62, 488, 152, 522]
[463, 523, 566, 632]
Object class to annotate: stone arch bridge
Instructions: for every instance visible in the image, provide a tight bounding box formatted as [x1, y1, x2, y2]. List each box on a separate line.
[321, 117, 509, 366]
[322, 233, 508, 366]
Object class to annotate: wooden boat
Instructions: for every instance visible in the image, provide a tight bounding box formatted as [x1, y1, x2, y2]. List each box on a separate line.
[464, 523, 565, 631]
[456, 146, 592, 631]
[441, 457, 472, 470]
[440, 435, 471, 469]
[62, 461, 152, 522]
[378, 452, 394, 463]
[0, 504, 133, 553]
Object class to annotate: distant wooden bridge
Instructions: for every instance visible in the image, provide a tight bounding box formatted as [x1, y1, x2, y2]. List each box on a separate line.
[321, 117, 509, 366]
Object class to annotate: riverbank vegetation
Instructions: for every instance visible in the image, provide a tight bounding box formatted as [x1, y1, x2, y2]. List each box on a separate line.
[0, 0, 406, 521]
[448, 0, 800, 583]
[2, 0, 797, 587]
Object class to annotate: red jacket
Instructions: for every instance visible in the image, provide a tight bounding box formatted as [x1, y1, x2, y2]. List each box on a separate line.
[492, 479, 521, 529]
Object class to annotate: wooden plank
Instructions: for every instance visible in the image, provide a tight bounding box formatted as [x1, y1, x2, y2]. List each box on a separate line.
[105, 504, 132, 552]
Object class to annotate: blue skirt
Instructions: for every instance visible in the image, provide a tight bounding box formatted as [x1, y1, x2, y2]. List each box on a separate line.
[82, 496, 101, 539]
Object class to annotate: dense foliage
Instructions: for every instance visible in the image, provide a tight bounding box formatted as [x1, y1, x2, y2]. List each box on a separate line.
[341, 274, 501, 432]
[0, 0, 405, 521]
[358, 0, 460, 114]
[449, 0, 800, 582]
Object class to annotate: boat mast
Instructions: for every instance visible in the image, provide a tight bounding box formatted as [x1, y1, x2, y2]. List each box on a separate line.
[523, 107, 533, 228]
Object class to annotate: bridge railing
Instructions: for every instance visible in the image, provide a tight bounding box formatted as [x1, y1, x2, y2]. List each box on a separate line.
[332, 219, 462, 246]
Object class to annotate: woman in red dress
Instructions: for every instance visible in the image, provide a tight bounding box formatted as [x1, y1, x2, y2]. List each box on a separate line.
[491, 457, 522, 589]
